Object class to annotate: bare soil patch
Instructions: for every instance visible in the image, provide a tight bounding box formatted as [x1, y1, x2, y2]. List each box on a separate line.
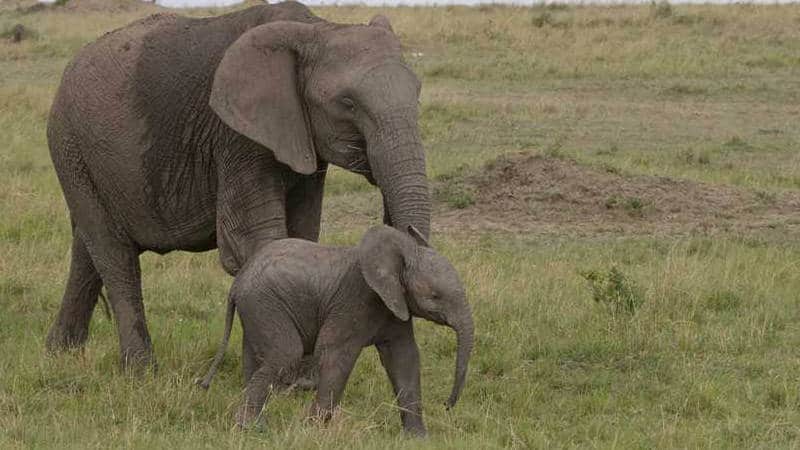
[60, 0, 151, 13]
[435, 152, 800, 235]
[8, 0, 156, 14]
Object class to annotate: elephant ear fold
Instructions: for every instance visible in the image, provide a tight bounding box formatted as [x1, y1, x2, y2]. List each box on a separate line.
[358, 226, 411, 321]
[210, 22, 317, 175]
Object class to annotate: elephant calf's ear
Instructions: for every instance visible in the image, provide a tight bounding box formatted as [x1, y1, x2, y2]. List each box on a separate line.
[358, 226, 410, 321]
[209, 22, 317, 175]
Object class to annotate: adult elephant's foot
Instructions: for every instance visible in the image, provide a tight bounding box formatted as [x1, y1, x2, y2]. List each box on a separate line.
[120, 352, 157, 376]
[403, 424, 427, 438]
[45, 322, 90, 354]
[292, 376, 317, 391]
[292, 354, 318, 391]
[235, 404, 266, 430]
[119, 340, 157, 376]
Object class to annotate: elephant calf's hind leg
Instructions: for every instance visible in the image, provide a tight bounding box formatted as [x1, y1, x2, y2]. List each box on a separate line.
[237, 346, 304, 427]
[46, 232, 103, 353]
[236, 310, 305, 428]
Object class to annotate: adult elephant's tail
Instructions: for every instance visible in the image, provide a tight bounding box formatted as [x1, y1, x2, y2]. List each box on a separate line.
[197, 294, 236, 390]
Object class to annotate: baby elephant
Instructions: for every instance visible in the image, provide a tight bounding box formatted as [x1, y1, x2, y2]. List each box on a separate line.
[199, 225, 474, 436]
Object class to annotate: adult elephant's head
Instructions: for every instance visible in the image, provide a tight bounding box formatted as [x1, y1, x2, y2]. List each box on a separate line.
[210, 15, 430, 237]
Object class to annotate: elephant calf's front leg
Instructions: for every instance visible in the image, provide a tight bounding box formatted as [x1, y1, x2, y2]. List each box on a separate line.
[376, 322, 426, 436]
[308, 344, 362, 422]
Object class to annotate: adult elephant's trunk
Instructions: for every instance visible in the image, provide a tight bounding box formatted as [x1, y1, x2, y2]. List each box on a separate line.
[446, 308, 474, 409]
[367, 108, 431, 239]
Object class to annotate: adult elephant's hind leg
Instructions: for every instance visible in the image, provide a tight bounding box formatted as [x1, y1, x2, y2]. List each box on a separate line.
[46, 230, 102, 353]
[85, 236, 154, 372]
[47, 114, 154, 372]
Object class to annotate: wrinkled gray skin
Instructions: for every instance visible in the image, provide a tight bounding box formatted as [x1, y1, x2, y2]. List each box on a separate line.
[45, 1, 431, 371]
[198, 225, 473, 436]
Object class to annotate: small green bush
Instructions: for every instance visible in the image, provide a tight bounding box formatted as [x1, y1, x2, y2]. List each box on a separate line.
[530, 11, 571, 29]
[531, 12, 553, 28]
[580, 267, 644, 314]
[625, 197, 645, 214]
[434, 166, 476, 209]
[604, 195, 649, 217]
[1, 24, 38, 42]
[650, 1, 673, 19]
[436, 184, 475, 209]
[677, 149, 712, 166]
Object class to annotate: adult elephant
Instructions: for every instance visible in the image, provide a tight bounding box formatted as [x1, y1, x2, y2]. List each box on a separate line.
[46, 1, 430, 371]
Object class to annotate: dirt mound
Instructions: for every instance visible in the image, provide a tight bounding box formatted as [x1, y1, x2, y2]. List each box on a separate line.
[61, 0, 151, 12]
[435, 152, 800, 235]
[11, 0, 154, 14]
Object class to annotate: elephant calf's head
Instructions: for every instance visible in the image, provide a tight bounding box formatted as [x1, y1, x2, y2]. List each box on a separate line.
[210, 15, 430, 238]
[358, 225, 474, 409]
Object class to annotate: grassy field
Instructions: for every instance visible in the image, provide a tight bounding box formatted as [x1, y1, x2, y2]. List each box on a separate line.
[2, 1, 800, 448]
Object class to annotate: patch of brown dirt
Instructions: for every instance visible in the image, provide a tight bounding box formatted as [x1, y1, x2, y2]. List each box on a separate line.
[9, 0, 156, 14]
[434, 152, 800, 236]
[61, 0, 152, 12]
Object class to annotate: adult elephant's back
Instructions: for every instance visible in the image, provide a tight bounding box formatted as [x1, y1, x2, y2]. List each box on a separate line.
[48, 5, 318, 254]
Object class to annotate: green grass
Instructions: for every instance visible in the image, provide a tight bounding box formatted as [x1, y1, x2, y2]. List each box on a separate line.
[2, 1, 800, 448]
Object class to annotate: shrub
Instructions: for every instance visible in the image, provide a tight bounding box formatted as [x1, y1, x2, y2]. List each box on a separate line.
[435, 183, 475, 209]
[624, 196, 645, 215]
[650, 1, 673, 19]
[1, 24, 37, 42]
[434, 166, 476, 209]
[604, 195, 650, 217]
[580, 267, 644, 314]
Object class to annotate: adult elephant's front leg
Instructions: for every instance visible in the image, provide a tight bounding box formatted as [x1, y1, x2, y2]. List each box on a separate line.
[286, 168, 327, 390]
[216, 148, 292, 276]
[286, 166, 327, 241]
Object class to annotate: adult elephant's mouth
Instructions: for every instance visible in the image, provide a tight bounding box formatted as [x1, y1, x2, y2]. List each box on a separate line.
[341, 139, 376, 184]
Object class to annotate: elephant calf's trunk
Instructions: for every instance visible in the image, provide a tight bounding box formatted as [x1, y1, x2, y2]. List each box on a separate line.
[446, 312, 474, 409]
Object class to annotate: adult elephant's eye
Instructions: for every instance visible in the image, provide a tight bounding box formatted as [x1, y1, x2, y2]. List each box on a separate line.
[340, 97, 356, 111]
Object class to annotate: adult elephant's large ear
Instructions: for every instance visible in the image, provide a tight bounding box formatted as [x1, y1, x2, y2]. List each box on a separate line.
[358, 226, 412, 321]
[210, 21, 317, 175]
